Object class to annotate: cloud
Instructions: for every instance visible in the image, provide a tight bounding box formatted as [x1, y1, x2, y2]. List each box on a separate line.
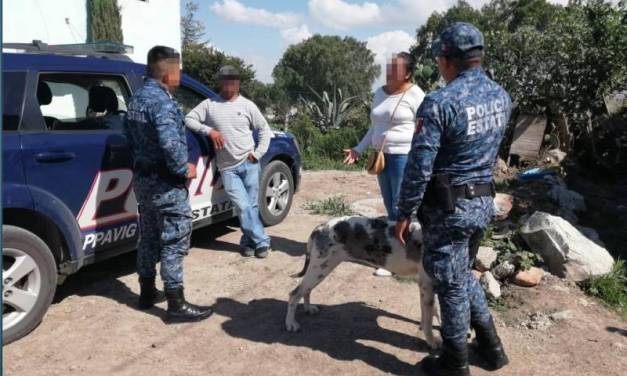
[309, 0, 382, 30]
[308, 0, 457, 29]
[280, 25, 313, 46]
[210, 0, 302, 29]
[366, 30, 415, 89]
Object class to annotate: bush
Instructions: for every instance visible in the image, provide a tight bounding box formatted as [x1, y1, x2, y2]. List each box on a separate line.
[304, 196, 354, 216]
[582, 259, 627, 319]
[290, 112, 371, 170]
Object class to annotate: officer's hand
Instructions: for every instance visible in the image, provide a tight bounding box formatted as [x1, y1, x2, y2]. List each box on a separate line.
[343, 149, 359, 165]
[187, 163, 197, 179]
[247, 153, 258, 163]
[395, 218, 411, 246]
[210, 131, 225, 150]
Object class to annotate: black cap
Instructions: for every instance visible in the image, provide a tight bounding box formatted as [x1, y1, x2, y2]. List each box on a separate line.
[218, 65, 241, 80]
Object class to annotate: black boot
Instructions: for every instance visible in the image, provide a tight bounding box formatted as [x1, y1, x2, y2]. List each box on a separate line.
[165, 287, 213, 322]
[138, 276, 165, 310]
[421, 340, 470, 376]
[472, 318, 509, 370]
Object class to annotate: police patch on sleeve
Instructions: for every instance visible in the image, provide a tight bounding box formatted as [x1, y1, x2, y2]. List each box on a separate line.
[415, 117, 424, 134]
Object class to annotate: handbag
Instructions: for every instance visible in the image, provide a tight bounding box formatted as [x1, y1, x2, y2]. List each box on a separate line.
[366, 86, 411, 175]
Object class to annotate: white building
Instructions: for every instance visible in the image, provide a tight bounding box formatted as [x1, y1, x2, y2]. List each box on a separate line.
[2, 0, 181, 63]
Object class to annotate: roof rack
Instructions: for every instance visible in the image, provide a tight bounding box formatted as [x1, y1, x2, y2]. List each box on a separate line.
[3, 40, 134, 62]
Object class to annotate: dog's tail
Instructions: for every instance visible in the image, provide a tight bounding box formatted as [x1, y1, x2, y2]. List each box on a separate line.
[292, 235, 314, 278]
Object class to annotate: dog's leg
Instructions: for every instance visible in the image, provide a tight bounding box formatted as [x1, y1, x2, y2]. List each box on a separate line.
[286, 282, 305, 332]
[303, 258, 341, 315]
[418, 267, 441, 350]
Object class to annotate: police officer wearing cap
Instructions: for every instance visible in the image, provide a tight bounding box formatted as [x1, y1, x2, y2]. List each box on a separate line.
[395, 23, 511, 375]
[125, 46, 213, 322]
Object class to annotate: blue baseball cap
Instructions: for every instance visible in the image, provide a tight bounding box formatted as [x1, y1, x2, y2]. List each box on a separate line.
[431, 22, 484, 59]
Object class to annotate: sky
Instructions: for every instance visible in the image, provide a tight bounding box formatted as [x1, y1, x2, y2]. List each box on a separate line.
[185, 0, 572, 88]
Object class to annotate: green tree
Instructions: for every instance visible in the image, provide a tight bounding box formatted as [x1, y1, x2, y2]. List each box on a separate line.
[182, 43, 254, 91]
[411, 0, 627, 148]
[181, 0, 206, 47]
[88, 0, 123, 43]
[181, 1, 271, 111]
[273, 35, 380, 103]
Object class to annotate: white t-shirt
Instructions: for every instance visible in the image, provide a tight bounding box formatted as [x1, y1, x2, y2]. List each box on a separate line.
[354, 85, 425, 155]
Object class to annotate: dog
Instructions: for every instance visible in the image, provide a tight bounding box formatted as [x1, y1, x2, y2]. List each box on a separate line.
[285, 216, 441, 349]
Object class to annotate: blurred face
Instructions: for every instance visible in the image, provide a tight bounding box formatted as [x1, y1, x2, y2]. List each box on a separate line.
[219, 77, 240, 100]
[386, 57, 408, 87]
[436, 56, 457, 83]
[162, 59, 181, 91]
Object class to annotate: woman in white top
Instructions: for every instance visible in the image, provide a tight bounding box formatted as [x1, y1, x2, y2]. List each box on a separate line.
[343, 52, 425, 275]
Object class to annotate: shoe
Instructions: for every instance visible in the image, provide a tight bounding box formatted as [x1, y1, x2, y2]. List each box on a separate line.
[241, 246, 255, 257]
[255, 246, 269, 258]
[374, 268, 392, 277]
[421, 340, 470, 376]
[138, 276, 165, 310]
[472, 318, 509, 370]
[165, 287, 213, 322]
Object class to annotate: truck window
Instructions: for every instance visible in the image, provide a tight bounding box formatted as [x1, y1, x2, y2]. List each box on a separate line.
[173, 85, 207, 114]
[3, 71, 26, 131]
[37, 74, 130, 131]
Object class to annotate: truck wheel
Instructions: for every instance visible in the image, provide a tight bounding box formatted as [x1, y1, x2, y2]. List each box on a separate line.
[259, 161, 294, 226]
[2, 225, 57, 345]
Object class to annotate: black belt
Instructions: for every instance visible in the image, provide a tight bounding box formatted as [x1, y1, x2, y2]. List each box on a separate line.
[451, 182, 495, 200]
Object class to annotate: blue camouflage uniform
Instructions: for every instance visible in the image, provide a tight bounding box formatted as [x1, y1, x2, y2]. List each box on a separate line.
[124, 78, 191, 290]
[397, 23, 512, 348]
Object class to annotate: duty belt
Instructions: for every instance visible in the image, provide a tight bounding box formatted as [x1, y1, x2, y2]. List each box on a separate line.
[450, 182, 495, 200]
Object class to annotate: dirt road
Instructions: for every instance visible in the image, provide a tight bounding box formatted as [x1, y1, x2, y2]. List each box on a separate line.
[4, 171, 627, 375]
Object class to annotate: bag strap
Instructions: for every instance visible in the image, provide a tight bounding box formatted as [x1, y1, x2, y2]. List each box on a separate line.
[379, 84, 412, 151]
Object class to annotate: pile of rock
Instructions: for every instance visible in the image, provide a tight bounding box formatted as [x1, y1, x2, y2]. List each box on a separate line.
[474, 245, 545, 299]
[519, 212, 614, 282]
[475, 178, 615, 300]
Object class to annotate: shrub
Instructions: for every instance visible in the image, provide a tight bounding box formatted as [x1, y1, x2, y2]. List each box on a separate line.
[582, 259, 627, 318]
[304, 196, 354, 216]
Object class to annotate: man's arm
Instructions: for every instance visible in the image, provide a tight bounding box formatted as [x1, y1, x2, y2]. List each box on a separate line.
[153, 102, 188, 178]
[185, 99, 213, 135]
[397, 98, 446, 220]
[250, 102, 271, 160]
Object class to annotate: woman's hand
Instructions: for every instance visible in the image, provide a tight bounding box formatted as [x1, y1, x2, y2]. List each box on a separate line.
[343, 149, 359, 165]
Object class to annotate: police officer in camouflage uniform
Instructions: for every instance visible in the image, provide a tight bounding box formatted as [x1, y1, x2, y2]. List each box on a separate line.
[125, 46, 213, 322]
[395, 23, 511, 375]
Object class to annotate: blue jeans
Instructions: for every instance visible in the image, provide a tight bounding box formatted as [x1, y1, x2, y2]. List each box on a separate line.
[222, 161, 271, 249]
[377, 153, 409, 221]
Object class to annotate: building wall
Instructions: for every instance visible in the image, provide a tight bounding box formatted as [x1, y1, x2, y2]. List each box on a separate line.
[2, 0, 89, 45]
[2, 0, 181, 64]
[118, 0, 181, 64]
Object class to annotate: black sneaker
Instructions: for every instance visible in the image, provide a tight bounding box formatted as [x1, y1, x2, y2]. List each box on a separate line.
[241, 246, 255, 257]
[255, 246, 269, 258]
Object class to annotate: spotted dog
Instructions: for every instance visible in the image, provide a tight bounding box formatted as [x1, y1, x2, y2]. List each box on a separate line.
[285, 216, 440, 349]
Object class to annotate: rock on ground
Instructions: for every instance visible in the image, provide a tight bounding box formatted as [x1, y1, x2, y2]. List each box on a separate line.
[494, 193, 514, 220]
[475, 246, 497, 272]
[513, 267, 544, 287]
[480, 271, 502, 299]
[520, 212, 614, 281]
[546, 149, 567, 165]
[492, 261, 516, 280]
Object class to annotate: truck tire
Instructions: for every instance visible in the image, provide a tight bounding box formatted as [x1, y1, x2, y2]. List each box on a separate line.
[258, 160, 294, 226]
[2, 225, 57, 345]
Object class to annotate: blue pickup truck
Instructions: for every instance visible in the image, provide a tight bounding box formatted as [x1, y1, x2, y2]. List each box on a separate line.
[1, 45, 301, 344]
